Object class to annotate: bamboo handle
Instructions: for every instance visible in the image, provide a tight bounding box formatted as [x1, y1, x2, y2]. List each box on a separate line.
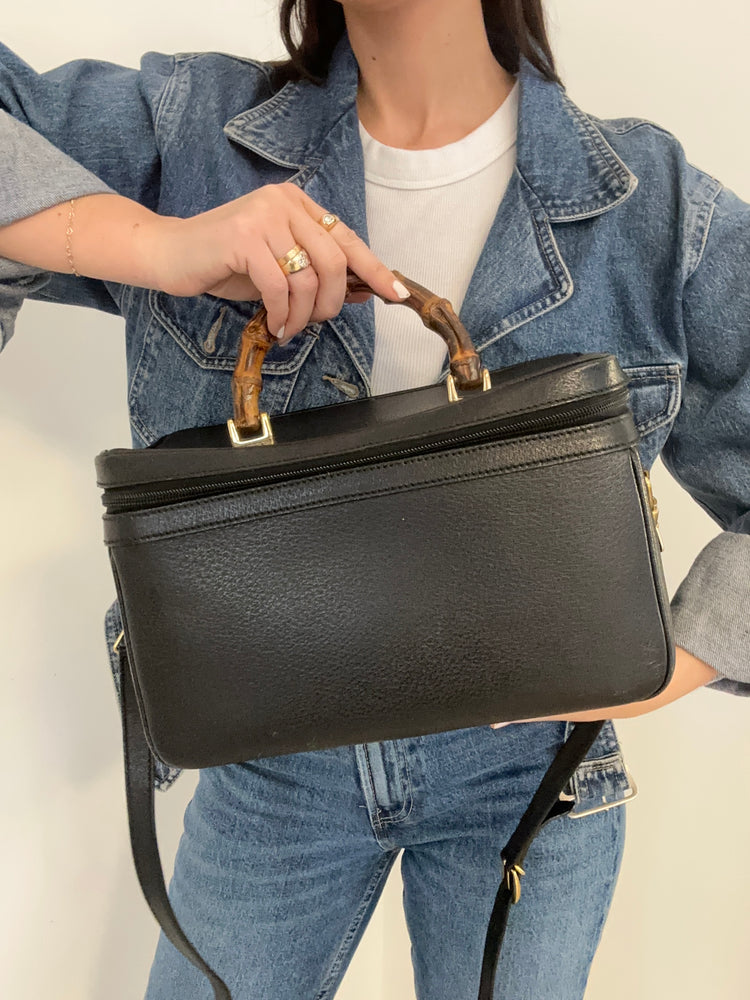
[231, 268, 482, 435]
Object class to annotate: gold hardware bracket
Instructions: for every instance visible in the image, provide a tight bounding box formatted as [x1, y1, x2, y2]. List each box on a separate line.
[502, 860, 526, 904]
[642, 469, 663, 551]
[447, 367, 492, 403]
[113, 630, 125, 654]
[227, 412, 275, 448]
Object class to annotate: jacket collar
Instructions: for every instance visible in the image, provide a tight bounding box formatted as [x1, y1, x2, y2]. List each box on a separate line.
[224, 30, 638, 223]
[223, 32, 638, 387]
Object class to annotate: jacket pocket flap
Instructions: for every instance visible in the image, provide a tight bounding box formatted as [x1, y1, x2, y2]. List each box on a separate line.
[149, 289, 315, 375]
[620, 362, 682, 437]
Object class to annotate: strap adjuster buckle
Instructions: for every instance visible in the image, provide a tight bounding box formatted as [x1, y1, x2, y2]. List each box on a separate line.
[501, 859, 526, 904]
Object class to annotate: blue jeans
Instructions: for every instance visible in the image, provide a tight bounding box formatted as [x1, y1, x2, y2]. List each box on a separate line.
[144, 721, 626, 999]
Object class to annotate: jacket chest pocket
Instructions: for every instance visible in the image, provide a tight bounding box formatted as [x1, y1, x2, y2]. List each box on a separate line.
[128, 291, 316, 443]
[619, 362, 682, 468]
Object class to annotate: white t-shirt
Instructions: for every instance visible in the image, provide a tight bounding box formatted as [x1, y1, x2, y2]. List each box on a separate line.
[358, 78, 520, 396]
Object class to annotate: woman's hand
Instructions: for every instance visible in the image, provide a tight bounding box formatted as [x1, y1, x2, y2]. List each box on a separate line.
[0, 186, 406, 346]
[148, 182, 405, 342]
[490, 646, 719, 727]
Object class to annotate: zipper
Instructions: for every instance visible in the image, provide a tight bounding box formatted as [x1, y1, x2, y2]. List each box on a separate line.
[103, 386, 630, 514]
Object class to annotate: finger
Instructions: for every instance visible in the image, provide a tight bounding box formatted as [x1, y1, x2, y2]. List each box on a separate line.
[296, 193, 408, 302]
[242, 233, 290, 337]
[289, 211, 348, 322]
[264, 228, 319, 341]
[329, 219, 409, 302]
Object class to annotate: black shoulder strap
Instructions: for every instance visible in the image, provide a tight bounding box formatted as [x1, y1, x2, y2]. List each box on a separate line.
[119, 642, 603, 1000]
[477, 718, 605, 999]
[120, 643, 232, 999]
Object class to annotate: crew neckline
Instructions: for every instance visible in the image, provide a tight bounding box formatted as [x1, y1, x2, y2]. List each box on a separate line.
[358, 78, 519, 189]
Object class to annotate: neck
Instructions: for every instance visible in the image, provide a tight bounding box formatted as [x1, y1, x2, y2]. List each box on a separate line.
[342, 0, 516, 150]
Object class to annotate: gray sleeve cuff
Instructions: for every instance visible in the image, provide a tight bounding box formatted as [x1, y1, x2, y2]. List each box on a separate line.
[0, 258, 50, 351]
[0, 110, 114, 228]
[669, 530, 750, 696]
[0, 113, 116, 349]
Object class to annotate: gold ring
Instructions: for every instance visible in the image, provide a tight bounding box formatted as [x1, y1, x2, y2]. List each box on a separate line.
[276, 244, 311, 275]
[319, 212, 339, 232]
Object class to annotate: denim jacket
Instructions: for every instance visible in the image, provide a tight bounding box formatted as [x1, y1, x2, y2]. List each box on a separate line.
[1, 32, 748, 809]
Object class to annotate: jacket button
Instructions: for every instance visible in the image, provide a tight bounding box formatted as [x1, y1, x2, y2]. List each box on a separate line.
[322, 374, 360, 399]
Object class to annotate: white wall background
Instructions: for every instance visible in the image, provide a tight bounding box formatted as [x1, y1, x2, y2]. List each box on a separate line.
[1, 2, 748, 998]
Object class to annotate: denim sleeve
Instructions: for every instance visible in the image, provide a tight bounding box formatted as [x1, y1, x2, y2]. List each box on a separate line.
[661, 182, 750, 696]
[0, 44, 176, 347]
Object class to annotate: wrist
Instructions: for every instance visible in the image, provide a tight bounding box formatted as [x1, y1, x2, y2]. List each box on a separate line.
[133, 213, 185, 294]
[63, 194, 179, 291]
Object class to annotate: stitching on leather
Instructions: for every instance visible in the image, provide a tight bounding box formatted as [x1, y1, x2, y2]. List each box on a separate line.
[107, 436, 630, 546]
[110, 438, 630, 543]
[113, 414, 628, 515]
[106, 380, 627, 490]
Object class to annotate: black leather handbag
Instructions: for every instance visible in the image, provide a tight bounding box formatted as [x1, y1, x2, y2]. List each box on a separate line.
[96, 270, 674, 1000]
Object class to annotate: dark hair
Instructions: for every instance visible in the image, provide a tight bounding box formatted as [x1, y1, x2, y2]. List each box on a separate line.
[266, 0, 562, 92]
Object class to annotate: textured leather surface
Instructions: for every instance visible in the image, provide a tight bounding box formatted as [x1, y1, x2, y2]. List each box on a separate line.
[101, 354, 674, 770]
[102, 416, 636, 543]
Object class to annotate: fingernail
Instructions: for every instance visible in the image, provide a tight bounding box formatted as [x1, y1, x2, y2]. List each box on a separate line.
[275, 324, 286, 340]
[392, 279, 410, 300]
